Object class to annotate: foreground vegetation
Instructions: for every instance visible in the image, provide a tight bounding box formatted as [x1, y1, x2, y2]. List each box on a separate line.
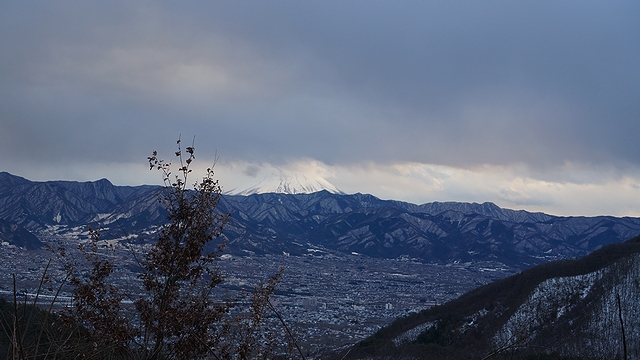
[2, 139, 300, 359]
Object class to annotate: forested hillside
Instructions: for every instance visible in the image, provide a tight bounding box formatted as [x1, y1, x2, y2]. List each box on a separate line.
[345, 235, 640, 359]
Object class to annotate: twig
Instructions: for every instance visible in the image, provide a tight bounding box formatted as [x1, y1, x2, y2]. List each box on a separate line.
[339, 347, 352, 360]
[482, 317, 541, 360]
[190, 329, 222, 360]
[617, 293, 627, 360]
[268, 300, 307, 360]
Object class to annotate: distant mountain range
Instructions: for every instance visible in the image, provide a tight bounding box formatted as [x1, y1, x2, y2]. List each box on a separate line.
[2, 171, 640, 268]
[345, 236, 640, 359]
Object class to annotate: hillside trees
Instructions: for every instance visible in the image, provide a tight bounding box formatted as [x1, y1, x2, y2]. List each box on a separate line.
[346, 237, 640, 360]
[60, 139, 285, 359]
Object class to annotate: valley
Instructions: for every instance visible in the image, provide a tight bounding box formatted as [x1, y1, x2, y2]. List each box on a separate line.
[2, 172, 640, 358]
[0, 243, 516, 356]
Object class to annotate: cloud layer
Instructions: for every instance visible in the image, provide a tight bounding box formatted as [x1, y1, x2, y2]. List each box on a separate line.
[1, 1, 639, 216]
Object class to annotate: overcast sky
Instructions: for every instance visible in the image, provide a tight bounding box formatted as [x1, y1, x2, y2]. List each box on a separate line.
[1, 1, 639, 216]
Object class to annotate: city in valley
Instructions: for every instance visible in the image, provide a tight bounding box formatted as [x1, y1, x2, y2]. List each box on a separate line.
[1, 241, 515, 355]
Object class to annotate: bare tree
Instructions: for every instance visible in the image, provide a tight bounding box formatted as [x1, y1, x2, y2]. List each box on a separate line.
[62, 138, 285, 359]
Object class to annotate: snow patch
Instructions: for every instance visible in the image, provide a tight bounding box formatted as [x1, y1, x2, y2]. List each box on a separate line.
[392, 322, 435, 346]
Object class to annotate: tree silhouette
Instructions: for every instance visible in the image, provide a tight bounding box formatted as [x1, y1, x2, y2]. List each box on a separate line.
[63, 138, 284, 359]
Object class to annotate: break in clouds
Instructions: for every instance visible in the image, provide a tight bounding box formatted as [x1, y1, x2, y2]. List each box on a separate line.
[1, 1, 639, 216]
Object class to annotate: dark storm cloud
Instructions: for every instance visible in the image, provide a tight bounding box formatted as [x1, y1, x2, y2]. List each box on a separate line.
[1, 1, 639, 177]
[197, 1, 640, 167]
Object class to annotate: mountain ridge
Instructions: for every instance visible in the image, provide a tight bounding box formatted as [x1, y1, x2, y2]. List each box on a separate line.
[1, 172, 640, 268]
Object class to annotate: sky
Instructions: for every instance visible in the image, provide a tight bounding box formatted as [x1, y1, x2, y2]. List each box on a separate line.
[1, 1, 639, 216]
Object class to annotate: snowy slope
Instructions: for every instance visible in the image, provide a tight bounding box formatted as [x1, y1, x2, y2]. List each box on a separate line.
[494, 254, 640, 358]
[349, 239, 640, 359]
[230, 171, 344, 195]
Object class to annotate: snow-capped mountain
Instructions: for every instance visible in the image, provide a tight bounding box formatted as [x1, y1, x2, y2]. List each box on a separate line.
[230, 171, 344, 195]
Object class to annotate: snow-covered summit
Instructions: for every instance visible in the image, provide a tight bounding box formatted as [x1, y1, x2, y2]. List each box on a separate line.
[230, 171, 344, 196]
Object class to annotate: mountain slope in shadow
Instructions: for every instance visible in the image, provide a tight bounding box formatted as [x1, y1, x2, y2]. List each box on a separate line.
[343, 235, 640, 359]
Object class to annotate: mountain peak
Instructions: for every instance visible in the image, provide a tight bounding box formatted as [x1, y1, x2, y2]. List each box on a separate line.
[0, 172, 31, 187]
[230, 171, 344, 196]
